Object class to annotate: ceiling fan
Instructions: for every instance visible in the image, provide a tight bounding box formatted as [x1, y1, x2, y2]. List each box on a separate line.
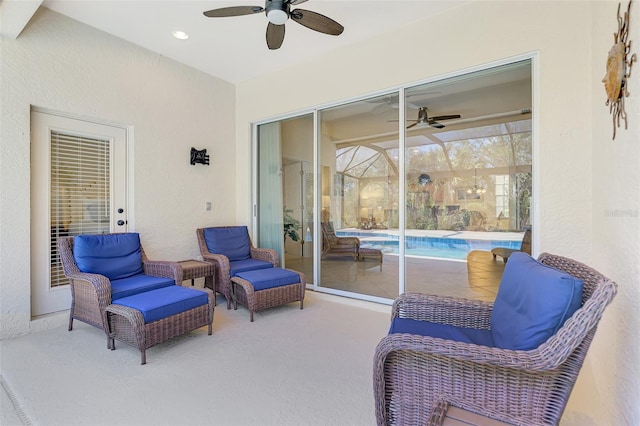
[367, 95, 419, 114]
[403, 107, 461, 129]
[203, 0, 344, 50]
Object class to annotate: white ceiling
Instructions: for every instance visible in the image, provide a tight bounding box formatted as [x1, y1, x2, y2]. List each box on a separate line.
[37, 0, 469, 83]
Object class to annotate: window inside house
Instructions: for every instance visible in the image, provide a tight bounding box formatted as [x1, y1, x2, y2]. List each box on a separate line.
[495, 175, 510, 218]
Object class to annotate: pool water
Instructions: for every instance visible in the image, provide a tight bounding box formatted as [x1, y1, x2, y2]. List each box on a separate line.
[337, 231, 522, 260]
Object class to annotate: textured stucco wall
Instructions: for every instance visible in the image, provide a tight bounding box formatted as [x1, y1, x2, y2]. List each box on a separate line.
[235, 1, 638, 423]
[0, 8, 236, 338]
[588, 1, 640, 424]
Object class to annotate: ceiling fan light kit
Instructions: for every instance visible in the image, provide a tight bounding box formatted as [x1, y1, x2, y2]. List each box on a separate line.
[203, 0, 344, 50]
[266, 1, 289, 24]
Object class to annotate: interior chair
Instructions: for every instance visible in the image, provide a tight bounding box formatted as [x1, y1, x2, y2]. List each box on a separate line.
[467, 210, 487, 231]
[373, 252, 617, 426]
[320, 221, 360, 259]
[58, 233, 183, 332]
[196, 226, 279, 309]
[492, 227, 532, 262]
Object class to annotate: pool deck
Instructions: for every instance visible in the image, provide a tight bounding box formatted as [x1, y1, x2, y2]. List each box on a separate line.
[340, 228, 524, 243]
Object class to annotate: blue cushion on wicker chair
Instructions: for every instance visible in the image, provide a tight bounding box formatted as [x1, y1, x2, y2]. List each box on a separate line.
[113, 286, 208, 323]
[490, 252, 583, 350]
[73, 233, 144, 280]
[229, 259, 274, 277]
[110, 274, 175, 301]
[235, 268, 300, 291]
[389, 317, 495, 347]
[203, 226, 251, 261]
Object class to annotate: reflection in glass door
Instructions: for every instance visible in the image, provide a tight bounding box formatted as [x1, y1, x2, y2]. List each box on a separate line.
[404, 60, 533, 302]
[254, 58, 534, 304]
[257, 114, 315, 283]
[318, 96, 400, 300]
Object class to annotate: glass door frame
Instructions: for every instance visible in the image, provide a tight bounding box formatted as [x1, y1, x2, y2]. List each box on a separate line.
[251, 52, 539, 305]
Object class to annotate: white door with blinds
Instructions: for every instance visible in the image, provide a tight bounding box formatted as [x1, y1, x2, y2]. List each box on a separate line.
[31, 111, 128, 316]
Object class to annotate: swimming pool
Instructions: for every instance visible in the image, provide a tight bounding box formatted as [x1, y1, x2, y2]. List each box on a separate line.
[336, 230, 522, 260]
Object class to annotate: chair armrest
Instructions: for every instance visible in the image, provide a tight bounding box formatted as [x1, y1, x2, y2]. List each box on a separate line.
[143, 260, 183, 284]
[250, 247, 279, 267]
[392, 292, 493, 329]
[65, 271, 112, 308]
[201, 253, 231, 282]
[336, 236, 360, 246]
[375, 331, 566, 373]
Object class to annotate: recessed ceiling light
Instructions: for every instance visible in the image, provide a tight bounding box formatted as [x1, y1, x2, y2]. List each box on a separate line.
[172, 30, 189, 40]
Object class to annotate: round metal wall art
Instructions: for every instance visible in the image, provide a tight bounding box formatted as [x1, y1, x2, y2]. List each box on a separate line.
[603, 0, 637, 139]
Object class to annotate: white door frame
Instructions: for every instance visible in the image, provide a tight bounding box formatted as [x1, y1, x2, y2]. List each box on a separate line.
[30, 109, 131, 317]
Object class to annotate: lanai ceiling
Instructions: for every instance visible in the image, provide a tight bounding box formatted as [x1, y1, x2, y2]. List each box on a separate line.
[1, 0, 531, 142]
[1, 0, 470, 83]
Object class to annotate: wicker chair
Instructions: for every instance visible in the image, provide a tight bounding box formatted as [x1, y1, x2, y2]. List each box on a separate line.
[491, 227, 532, 262]
[373, 252, 617, 426]
[58, 234, 183, 333]
[196, 226, 279, 309]
[321, 221, 360, 259]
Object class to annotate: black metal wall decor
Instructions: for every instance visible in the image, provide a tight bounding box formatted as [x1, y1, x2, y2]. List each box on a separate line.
[190, 147, 210, 165]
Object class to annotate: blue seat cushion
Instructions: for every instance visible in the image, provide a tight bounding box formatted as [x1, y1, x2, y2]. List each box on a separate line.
[74, 233, 144, 280]
[110, 274, 175, 301]
[229, 259, 273, 277]
[490, 252, 584, 350]
[389, 317, 495, 347]
[235, 268, 300, 291]
[203, 226, 251, 261]
[113, 286, 208, 323]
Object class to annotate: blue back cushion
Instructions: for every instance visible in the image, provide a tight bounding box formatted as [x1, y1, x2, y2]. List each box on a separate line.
[73, 233, 144, 280]
[389, 317, 495, 347]
[204, 226, 251, 261]
[490, 252, 583, 350]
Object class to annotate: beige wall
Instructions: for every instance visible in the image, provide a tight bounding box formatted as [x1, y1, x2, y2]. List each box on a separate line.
[236, 1, 639, 424]
[589, 1, 640, 423]
[0, 8, 237, 337]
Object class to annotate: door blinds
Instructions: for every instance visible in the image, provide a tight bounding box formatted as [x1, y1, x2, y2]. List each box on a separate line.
[50, 131, 110, 288]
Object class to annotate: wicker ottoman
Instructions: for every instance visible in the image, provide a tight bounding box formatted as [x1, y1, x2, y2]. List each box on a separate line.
[358, 247, 383, 271]
[105, 286, 214, 364]
[231, 268, 306, 322]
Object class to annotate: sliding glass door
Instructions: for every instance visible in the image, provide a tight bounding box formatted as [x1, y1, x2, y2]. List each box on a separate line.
[257, 114, 315, 281]
[403, 61, 532, 302]
[255, 58, 534, 304]
[318, 96, 400, 300]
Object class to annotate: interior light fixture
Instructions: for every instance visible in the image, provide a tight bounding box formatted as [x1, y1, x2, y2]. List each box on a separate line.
[172, 30, 189, 40]
[267, 9, 288, 25]
[466, 166, 487, 195]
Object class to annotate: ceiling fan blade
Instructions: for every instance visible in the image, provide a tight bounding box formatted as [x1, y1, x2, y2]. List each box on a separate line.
[266, 22, 286, 50]
[203, 6, 264, 18]
[429, 121, 446, 129]
[289, 0, 309, 4]
[406, 122, 419, 129]
[290, 9, 344, 35]
[430, 114, 461, 121]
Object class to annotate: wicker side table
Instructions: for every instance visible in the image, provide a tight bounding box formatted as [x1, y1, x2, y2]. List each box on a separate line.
[178, 259, 214, 289]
